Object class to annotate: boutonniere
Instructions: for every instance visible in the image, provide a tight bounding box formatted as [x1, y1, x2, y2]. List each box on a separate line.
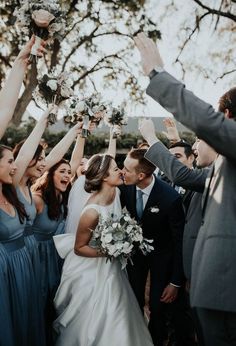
[149, 206, 160, 214]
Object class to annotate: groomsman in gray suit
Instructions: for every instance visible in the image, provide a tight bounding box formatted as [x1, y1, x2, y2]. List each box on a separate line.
[133, 32, 236, 346]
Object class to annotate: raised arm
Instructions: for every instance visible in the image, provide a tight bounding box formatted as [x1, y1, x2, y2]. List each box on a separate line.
[74, 208, 103, 257]
[139, 119, 208, 192]
[13, 107, 50, 185]
[0, 37, 45, 139]
[134, 33, 236, 163]
[106, 126, 118, 158]
[44, 121, 82, 172]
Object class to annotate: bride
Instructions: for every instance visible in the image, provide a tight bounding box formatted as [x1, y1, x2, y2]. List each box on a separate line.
[53, 154, 153, 346]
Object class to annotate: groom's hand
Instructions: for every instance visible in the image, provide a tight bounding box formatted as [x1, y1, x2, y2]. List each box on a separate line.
[160, 284, 179, 304]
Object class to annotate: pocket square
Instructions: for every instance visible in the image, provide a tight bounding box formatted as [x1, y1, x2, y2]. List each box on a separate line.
[150, 206, 160, 214]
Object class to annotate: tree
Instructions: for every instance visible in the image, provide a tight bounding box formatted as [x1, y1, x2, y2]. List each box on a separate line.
[0, 0, 161, 125]
[156, 0, 236, 84]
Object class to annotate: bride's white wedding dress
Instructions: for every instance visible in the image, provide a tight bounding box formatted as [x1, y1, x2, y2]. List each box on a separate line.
[53, 190, 153, 346]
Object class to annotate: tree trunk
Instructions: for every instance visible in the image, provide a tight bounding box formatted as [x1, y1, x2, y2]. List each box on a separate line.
[12, 62, 38, 126]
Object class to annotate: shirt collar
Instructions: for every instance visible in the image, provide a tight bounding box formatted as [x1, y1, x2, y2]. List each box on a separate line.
[136, 175, 155, 197]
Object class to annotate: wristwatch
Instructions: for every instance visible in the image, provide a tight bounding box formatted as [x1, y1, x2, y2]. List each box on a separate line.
[148, 66, 164, 80]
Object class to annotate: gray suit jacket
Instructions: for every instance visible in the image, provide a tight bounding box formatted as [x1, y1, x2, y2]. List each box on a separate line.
[147, 71, 236, 312]
[145, 142, 209, 281]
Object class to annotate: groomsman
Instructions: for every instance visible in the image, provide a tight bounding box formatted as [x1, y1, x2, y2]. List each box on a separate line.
[133, 32, 236, 346]
[120, 148, 195, 346]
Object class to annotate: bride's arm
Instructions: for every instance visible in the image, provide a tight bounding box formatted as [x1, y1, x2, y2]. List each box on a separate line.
[74, 208, 104, 257]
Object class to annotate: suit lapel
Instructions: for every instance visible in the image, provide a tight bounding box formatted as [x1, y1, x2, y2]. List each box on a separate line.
[142, 176, 159, 216]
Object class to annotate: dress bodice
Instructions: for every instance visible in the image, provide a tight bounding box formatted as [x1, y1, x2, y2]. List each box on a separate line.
[81, 188, 122, 220]
[16, 187, 37, 227]
[0, 208, 25, 242]
[32, 203, 64, 237]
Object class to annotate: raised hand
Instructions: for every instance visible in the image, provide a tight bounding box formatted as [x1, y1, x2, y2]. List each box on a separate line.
[138, 118, 158, 146]
[162, 118, 181, 144]
[134, 32, 164, 75]
[16, 36, 46, 66]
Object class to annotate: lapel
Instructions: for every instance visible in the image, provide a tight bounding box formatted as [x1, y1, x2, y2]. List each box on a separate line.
[142, 176, 160, 217]
[126, 185, 137, 218]
[201, 163, 215, 223]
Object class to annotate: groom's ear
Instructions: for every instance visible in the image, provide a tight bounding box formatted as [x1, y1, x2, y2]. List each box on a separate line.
[138, 172, 146, 181]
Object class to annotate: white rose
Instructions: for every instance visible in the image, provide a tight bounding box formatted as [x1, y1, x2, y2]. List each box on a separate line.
[104, 233, 113, 243]
[32, 9, 55, 28]
[61, 85, 73, 98]
[49, 22, 63, 33]
[76, 101, 85, 112]
[46, 79, 57, 91]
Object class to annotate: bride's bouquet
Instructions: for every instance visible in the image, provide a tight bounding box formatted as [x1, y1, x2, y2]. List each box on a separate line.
[93, 208, 154, 269]
[104, 106, 127, 139]
[13, 0, 66, 62]
[64, 93, 107, 137]
[33, 71, 74, 125]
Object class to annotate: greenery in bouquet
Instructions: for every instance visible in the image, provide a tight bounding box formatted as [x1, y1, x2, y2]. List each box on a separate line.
[93, 208, 154, 269]
[104, 106, 127, 138]
[33, 71, 74, 125]
[13, 0, 66, 60]
[64, 93, 107, 138]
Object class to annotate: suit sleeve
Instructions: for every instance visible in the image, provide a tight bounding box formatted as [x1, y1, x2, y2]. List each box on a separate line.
[167, 197, 185, 286]
[145, 141, 208, 192]
[147, 71, 236, 164]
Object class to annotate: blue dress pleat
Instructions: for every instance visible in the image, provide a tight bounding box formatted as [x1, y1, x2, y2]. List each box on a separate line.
[0, 246, 14, 346]
[0, 208, 46, 346]
[32, 203, 65, 345]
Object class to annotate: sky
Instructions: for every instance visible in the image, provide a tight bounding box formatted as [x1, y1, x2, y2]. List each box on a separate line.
[26, 0, 235, 123]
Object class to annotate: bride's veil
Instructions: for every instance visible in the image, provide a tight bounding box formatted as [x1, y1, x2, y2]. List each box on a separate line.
[65, 175, 91, 234]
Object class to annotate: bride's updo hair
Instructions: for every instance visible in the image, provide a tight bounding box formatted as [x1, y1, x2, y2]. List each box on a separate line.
[84, 154, 114, 193]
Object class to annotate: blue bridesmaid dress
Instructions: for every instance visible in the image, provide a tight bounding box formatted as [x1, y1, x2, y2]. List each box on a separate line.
[32, 203, 65, 344]
[0, 208, 46, 346]
[0, 246, 14, 346]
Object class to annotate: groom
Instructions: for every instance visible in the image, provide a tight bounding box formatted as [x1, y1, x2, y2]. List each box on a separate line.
[120, 148, 190, 346]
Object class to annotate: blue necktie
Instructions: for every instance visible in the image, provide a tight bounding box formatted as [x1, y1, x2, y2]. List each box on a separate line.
[136, 190, 144, 220]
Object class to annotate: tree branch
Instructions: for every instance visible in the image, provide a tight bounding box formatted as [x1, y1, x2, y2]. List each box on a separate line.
[193, 0, 236, 22]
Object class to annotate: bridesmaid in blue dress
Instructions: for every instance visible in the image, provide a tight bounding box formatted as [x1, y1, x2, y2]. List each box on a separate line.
[31, 159, 72, 344]
[0, 145, 44, 346]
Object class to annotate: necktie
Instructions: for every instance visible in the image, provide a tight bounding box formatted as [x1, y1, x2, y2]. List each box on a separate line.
[136, 190, 144, 220]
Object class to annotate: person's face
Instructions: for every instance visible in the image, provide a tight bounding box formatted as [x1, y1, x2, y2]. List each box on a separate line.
[122, 155, 141, 185]
[169, 146, 193, 168]
[195, 140, 216, 167]
[0, 149, 17, 184]
[26, 150, 46, 179]
[53, 163, 72, 193]
[104, 159, 123, 187]
[76, 158, 88, 177]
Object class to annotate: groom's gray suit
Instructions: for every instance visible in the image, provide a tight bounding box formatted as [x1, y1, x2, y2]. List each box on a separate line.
[146, 71, 236, 344]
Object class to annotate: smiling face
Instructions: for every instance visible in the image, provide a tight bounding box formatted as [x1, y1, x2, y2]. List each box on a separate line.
[53, 163, 72, 193]
[26, 150, 46, 179]
[0, 148, 17, 184]
[195, 140, 216, 167]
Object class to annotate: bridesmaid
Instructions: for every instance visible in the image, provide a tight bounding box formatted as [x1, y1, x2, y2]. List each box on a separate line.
[31, 159, 72, 344]
[0, 145, 43, 346]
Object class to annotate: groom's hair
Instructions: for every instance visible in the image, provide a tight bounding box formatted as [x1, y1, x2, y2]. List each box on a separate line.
[128, 148, 155, 177]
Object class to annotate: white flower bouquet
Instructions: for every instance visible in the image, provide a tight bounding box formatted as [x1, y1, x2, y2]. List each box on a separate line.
[93, 208, 154, 269]
[13, 0, 66, 61]
[104, 106, 127, 138]
[64, 93, 107, 137]
[33, 71, 74, 124]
